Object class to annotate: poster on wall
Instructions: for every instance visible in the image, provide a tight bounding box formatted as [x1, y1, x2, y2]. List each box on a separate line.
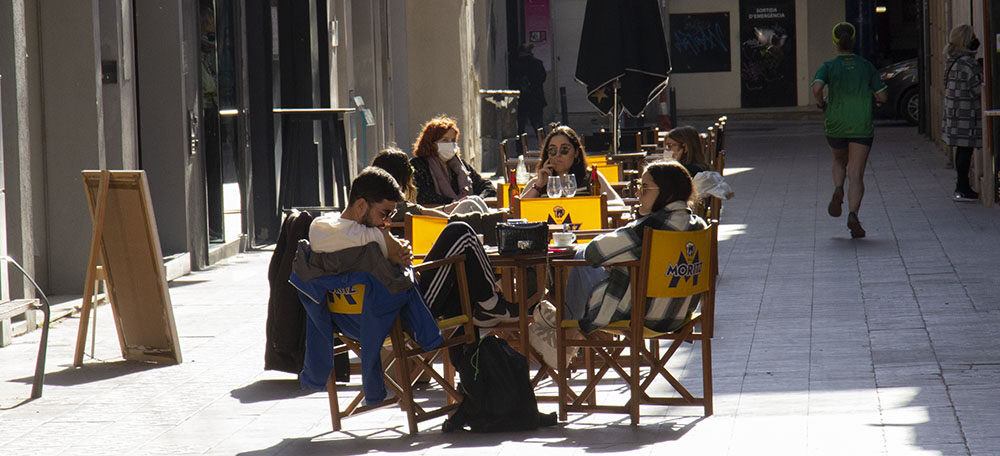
[739, 0, 796, 107]
[524, 0, 552, 71]
[669, 12, 731, 73]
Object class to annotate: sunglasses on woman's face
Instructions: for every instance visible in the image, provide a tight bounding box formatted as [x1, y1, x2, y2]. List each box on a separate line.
[547, 145, 574, 156]
[638, 184, 659, 196]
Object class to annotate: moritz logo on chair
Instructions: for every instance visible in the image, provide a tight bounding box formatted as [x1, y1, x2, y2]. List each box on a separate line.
[545, 208, 582, 230]
[665, 242, 703, 288]
[326, 284, 366, 314]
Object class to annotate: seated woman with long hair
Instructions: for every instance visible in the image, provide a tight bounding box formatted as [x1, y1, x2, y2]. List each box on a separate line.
[529, 161, 708, 368]
[371, 147, 448, 223]
[658, 125, 710, 176]
[373, 146, 505, 244]
[410, 116, 495, 213]
[520, 125, 622, 205]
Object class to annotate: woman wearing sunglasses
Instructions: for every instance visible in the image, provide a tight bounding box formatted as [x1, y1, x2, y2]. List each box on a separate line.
[520, 125, 622, 204]
[529, 161, 708, 368]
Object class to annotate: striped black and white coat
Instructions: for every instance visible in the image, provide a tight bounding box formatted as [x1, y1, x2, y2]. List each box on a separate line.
[579, 201, 708, 334]
[941, 52, 982, 149]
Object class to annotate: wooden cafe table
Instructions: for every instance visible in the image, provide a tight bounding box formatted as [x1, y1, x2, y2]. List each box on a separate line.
[607, 203, 635, 228]
[485, 245, 576, 357]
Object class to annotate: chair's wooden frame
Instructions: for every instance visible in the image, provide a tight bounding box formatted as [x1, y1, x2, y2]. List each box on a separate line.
[498, 139, 511, 184]
[327, 254, 476, 434]
[608, 152, 646, 172]
[715, 116, 727, 153]
[550, 225, 718, 425]
[639, 127, 661, 153]
[696, 115, 727, 225]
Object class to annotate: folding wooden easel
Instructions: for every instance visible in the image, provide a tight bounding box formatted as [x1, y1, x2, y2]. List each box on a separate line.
[74, 170, 181, 366]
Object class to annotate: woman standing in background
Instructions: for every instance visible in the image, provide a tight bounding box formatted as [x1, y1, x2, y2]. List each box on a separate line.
[941, 24, 983, 203]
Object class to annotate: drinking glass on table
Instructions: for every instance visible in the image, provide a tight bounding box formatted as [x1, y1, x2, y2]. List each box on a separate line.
[547, 175, 564, 198]
[562, 174, 577, 197]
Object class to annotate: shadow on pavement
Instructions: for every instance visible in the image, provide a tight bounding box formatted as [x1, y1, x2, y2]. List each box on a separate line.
[236, 416, 703, 455]
[826, 235, 893, 245]
[9, 360, 161, 386]
[0, 396, 38, 410]
[230, 378, 314, 403]
[168, 279, 211, 288]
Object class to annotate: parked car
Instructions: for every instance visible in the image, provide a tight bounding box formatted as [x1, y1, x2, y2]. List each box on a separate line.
[877, 58, 919, 125]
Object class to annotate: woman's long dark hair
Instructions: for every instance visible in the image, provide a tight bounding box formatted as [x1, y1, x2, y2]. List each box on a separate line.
[644, 161, 693, 212]
[536, 125, 592, 190]
[372, 147, 417, 202]
[666, 126, 708, 171]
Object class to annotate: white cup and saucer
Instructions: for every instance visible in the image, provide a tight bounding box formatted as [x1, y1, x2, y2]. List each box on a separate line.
[552, 231, 576, 247]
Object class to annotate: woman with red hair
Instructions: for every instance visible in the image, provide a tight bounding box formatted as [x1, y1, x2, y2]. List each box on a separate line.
[410, 116, 496, 210]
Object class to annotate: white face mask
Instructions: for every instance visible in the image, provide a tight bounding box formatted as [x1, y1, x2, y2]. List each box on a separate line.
[437, 142, 458, 161]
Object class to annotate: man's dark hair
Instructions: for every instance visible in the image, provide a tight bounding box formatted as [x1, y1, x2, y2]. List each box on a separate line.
[348, 166, 404, 206]
[645, 161, 693, 212]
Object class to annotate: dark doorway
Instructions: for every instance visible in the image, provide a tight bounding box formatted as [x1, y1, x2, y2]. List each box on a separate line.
[199, 0, 228, 244]
[210, 0, 353, 247]
[872, 0, 919, 68]
[988, 0, 1000, 200]
[273, 0, 350, 213]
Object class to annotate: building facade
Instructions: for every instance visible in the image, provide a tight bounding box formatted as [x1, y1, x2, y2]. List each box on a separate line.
[0, 0, 508, 304]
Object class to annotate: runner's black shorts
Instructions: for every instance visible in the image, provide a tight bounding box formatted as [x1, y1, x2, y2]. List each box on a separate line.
[826, 136, 873, 148]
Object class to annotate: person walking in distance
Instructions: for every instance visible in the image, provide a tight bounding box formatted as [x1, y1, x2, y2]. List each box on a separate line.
[942, 24, 983, 202]
[512, 43, 547, 137]
[812, 22, 888, 239]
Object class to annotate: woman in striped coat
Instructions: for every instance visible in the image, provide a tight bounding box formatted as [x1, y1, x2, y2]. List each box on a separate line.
[941, 24, 983, 202]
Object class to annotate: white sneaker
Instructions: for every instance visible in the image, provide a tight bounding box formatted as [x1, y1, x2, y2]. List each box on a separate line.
[532, 299, 558, 328]
[528, 321, 576, 370]
[528, 322, 559, 369]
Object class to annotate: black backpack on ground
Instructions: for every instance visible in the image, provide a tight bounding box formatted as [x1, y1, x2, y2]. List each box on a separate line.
[442, 335, 557, 433]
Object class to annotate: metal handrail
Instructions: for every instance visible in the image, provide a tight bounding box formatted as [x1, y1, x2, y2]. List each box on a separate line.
[3, 256, 51, 399]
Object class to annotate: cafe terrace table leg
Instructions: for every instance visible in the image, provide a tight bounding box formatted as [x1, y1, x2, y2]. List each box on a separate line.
[532, 263, 550, 368]
[500, 267, 514, 301]
[515, 265, 529, 357]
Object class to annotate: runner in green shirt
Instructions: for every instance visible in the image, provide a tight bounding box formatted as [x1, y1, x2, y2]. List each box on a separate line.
[811, 22, 887, 239]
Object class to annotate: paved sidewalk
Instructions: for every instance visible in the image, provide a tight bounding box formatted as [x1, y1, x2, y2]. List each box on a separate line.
[2, 120, 999, 455]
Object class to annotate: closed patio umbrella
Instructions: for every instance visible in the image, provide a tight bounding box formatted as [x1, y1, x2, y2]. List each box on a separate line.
[575, 0, 670, 153]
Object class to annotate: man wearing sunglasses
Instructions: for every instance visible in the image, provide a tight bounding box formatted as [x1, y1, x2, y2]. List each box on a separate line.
[296, 167, 435, 400]
[310, 167, 412, 265]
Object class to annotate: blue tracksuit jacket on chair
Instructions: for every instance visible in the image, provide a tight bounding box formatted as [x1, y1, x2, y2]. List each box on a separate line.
[289, 243, 443, 405]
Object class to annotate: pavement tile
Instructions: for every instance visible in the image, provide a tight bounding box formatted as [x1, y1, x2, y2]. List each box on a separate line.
[967, 437, 1000, 455]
